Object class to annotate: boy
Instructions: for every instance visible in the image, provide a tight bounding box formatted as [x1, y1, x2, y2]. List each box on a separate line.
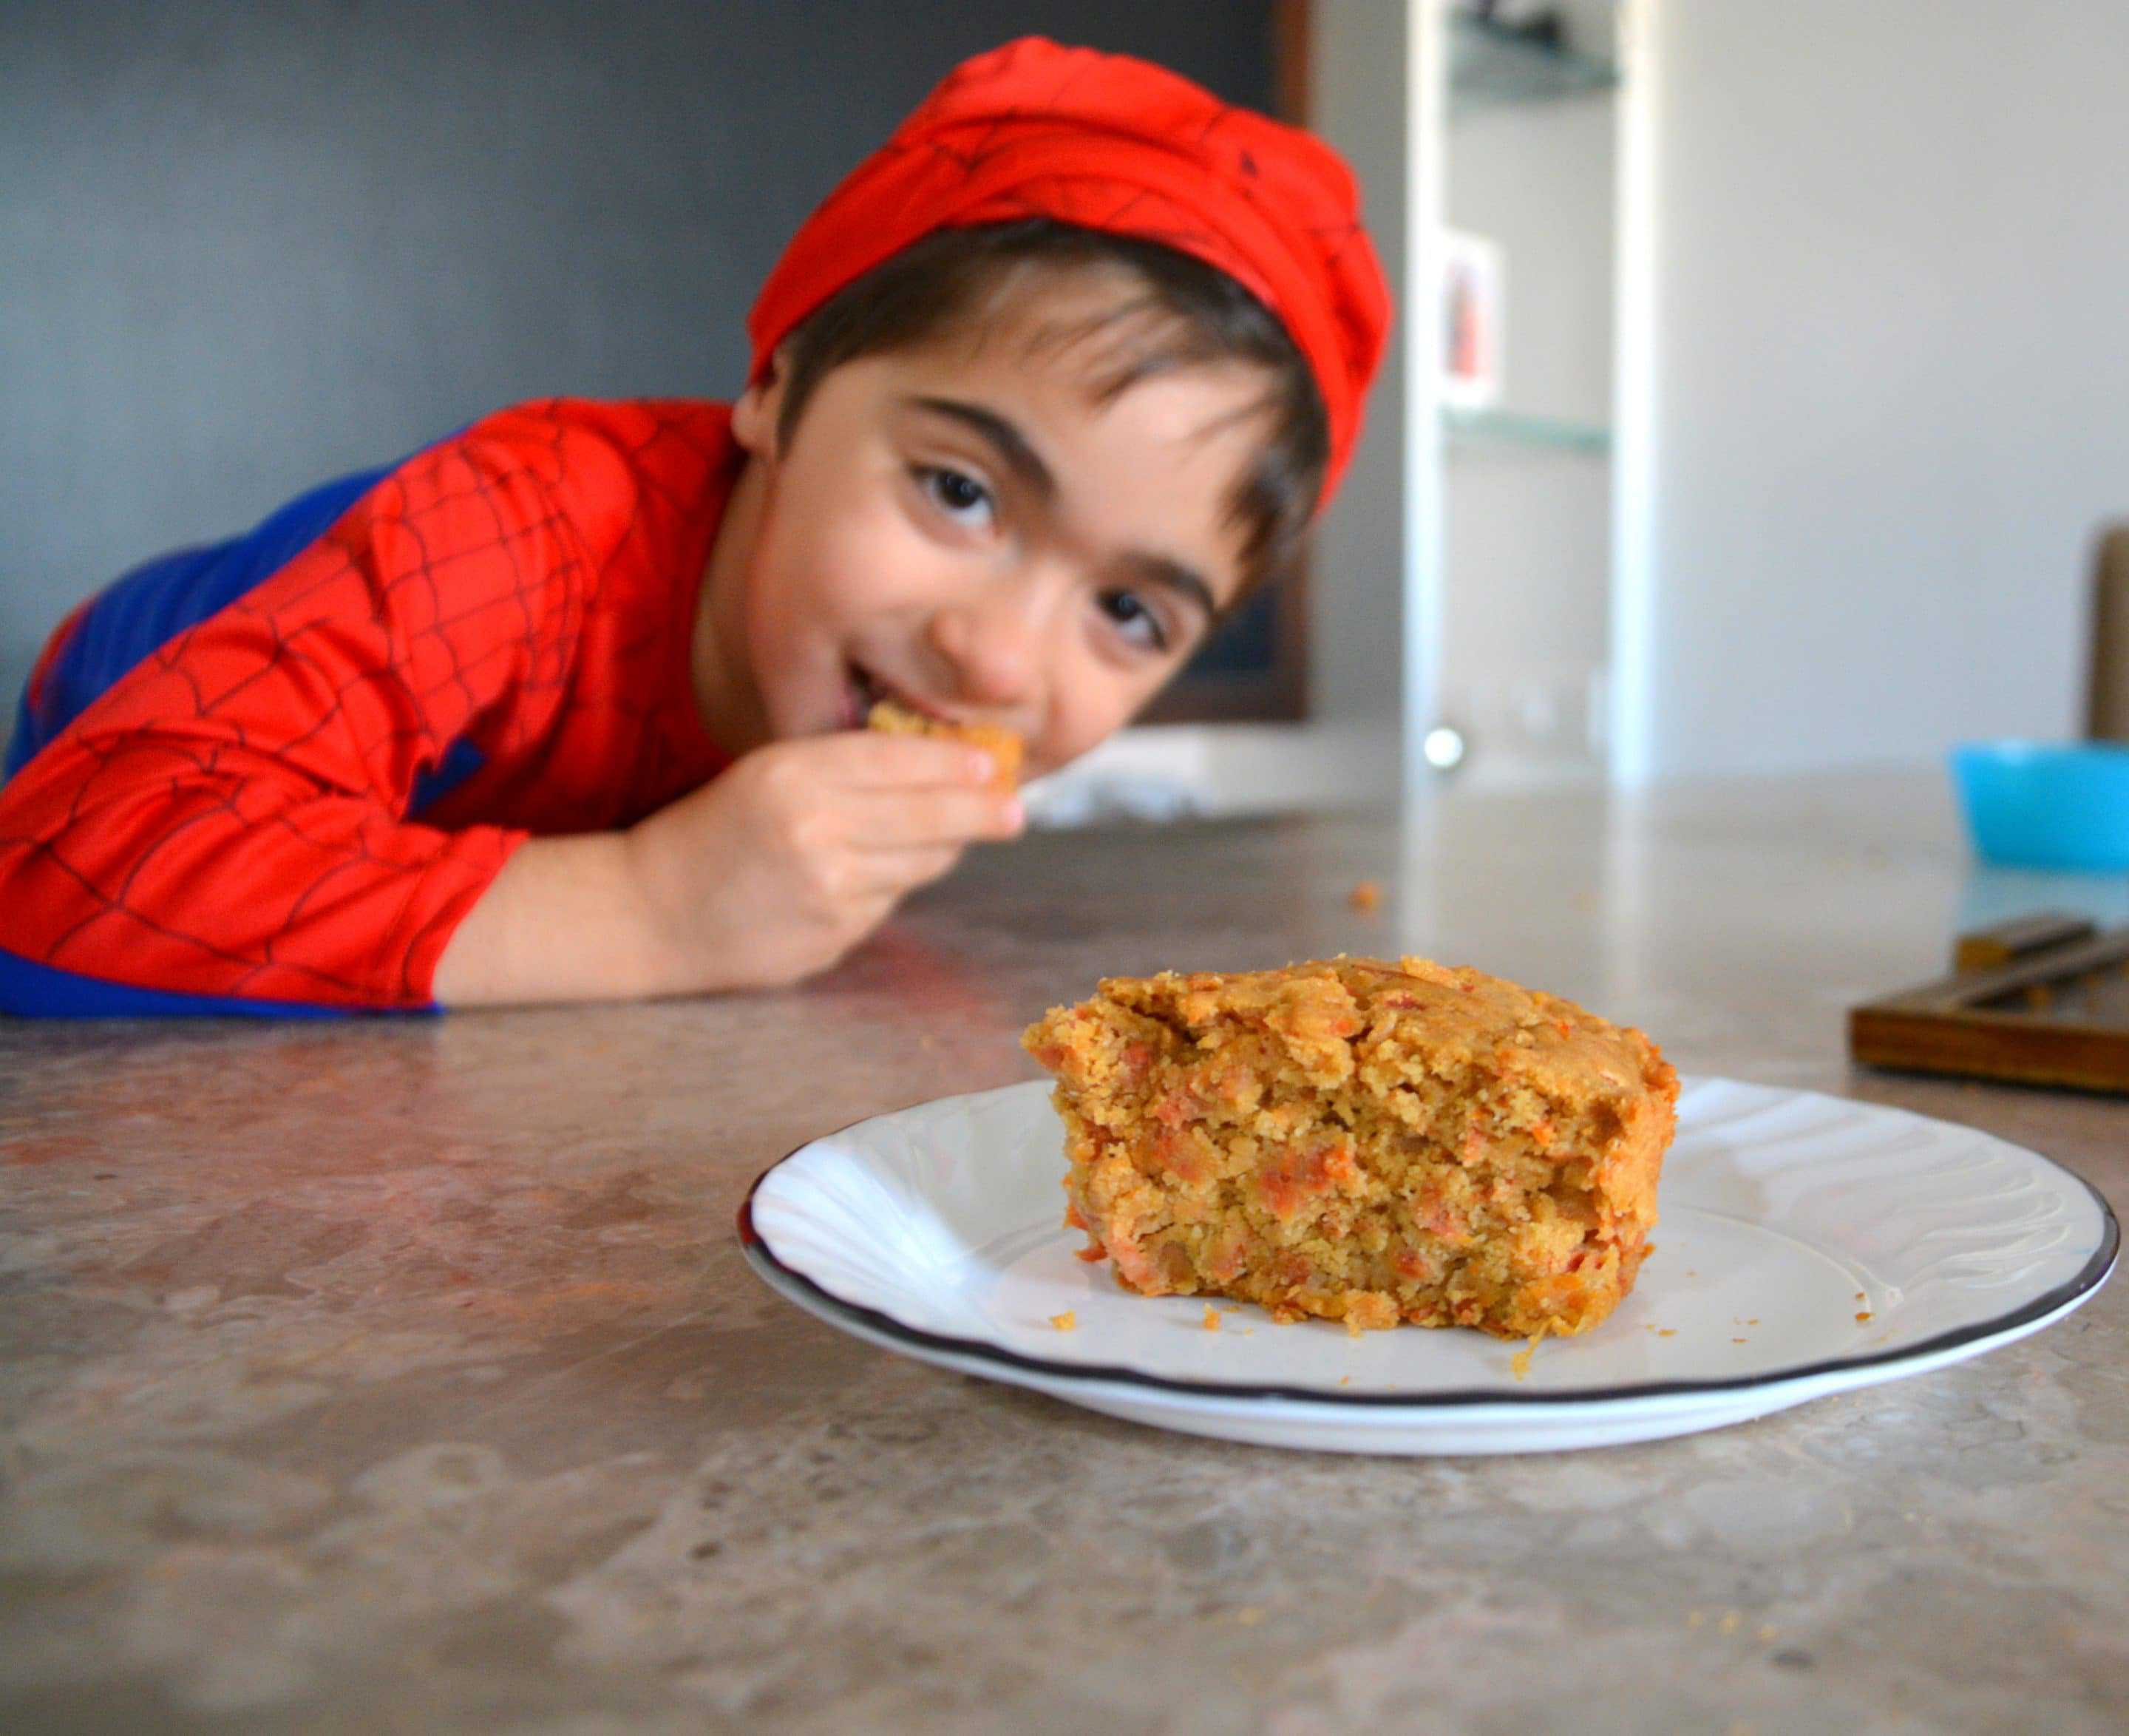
[0, 36, 1388, 1016]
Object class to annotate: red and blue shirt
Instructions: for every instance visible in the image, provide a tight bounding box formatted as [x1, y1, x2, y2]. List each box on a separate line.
[0, 398, 736, 1017]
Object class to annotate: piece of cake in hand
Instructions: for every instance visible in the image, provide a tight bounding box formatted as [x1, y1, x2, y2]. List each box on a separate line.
[867, 699, 1024, 795]
[1021, 957, 1678, 1338]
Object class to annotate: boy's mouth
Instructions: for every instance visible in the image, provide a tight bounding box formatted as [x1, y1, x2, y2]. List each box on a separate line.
[843, 662, 949, 731]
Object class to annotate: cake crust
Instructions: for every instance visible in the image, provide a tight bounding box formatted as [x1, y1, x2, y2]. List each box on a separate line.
[1022, 957, 1679, 1338]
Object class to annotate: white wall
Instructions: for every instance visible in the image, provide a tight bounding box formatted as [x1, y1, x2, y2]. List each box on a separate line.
[1640, 0, 2129, 778]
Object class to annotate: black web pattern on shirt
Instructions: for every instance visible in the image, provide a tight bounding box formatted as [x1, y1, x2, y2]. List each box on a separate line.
[0, 403, 729, 1005]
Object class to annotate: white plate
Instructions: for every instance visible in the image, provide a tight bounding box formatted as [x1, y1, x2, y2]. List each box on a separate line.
[738, 1078, 2116, 1454]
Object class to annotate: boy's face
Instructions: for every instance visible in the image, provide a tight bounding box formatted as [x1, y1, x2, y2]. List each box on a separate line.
[721, 273, 1274, 779]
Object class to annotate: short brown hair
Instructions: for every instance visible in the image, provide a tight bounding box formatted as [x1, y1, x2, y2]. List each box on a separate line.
[770, 219, 1330, 591]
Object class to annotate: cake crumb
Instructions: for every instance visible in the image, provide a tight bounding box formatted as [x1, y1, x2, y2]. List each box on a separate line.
[1855, 1290, 1867, 1301]
[1718, 1610, 1741, 1635]
[1685, 1610, 1705, 1630]
[1746, 1318, 1759, 1326]
[1339, 1374, 1352, 1386]
[1855, 1310, 1873, 1323]
[1731, 1337, 1747, 1344]
[1348, 879, 1383, 913]
[1049, 1311, 1078, 1332]
[1202, 1304, 1222, 1332]
[1757, 1624, 1779, 1643]
[1510, 1329, 1548, 1380]
[1657, 1329, 1677, 1337]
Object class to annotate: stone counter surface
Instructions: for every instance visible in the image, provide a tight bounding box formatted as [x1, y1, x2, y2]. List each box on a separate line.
[2, 773, 2125, 1733]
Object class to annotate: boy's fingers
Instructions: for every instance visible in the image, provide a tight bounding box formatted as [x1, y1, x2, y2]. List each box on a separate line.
[801, 729, 1005, 789]
[843, 784, 1024, 848]
[851, 843, 965, 891]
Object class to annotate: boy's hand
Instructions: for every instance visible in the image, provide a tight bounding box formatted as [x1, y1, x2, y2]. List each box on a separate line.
[622, 732, 1023, 992]
[434, 733, 1022, 1006]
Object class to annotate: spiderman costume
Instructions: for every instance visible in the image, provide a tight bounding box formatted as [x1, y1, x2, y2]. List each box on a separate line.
[0, 399, 736, 1015]
[1, 36, 1387, 1018]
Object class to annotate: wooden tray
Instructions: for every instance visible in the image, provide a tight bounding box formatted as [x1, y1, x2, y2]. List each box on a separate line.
[1850, 912, 2129, 1094]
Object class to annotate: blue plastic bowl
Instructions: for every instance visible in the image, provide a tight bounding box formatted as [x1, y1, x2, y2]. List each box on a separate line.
[1950, 741, 2129, 872]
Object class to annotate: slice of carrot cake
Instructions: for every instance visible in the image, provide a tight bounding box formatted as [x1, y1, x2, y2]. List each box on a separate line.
[1021, 957, 1677, 1338]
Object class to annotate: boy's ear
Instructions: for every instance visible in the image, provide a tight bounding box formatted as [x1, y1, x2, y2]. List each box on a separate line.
[731, 347, 790, 460]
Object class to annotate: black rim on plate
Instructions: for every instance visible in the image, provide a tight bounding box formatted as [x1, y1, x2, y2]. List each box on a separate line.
[735, 1091, 2121, 1411]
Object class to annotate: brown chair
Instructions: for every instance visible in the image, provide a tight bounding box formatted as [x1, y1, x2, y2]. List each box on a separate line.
[2088, 524, 2129, 741]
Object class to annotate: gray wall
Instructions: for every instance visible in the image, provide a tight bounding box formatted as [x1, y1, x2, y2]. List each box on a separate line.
[0, 0, 1273, 730]
[1442, 77, 1615, 777]
[1643, 0, 2129, 777]
[1304, 0, 1408, 784]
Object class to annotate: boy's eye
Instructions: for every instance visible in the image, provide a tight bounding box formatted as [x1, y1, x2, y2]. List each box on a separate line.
[915, 464, 995, 529]
[1098, 587, 1170, 654]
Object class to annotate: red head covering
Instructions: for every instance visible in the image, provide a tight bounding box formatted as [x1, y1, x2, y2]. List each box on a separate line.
[748, 36, 1391, 512]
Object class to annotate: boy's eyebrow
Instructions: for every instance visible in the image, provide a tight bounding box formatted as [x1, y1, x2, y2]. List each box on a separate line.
[1113, 551, 1220, 621]
[906, 396, 1057, 501]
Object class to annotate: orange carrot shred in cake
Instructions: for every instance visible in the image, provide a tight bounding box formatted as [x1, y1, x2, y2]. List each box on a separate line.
[867, 699, 1023, 795]
[1021, 957, 1679, 1339]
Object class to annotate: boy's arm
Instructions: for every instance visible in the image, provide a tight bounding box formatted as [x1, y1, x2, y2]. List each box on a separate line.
[432, 733, 1021, 1006]
[0, 429, 582, 1013]
[429, 833, 657, 1006]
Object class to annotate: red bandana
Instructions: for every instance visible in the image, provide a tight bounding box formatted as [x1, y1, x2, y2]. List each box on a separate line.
[748, 36, 1392, 510]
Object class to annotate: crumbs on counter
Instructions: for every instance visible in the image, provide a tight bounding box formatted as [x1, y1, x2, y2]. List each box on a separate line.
[1348, 880, 1383, 913]
[1049, 1311, 1078, 1332]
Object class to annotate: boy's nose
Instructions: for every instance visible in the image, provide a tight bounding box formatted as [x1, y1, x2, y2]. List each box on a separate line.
[928, 598, 1039, 711]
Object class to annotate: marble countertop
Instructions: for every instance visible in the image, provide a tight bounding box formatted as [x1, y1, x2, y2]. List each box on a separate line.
[3, 771, 2125, 1733]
